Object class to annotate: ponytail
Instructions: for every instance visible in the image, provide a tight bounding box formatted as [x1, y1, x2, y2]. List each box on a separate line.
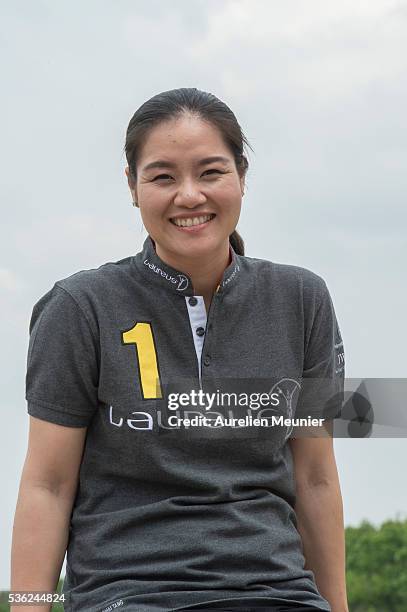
[229, 230, 245, 256]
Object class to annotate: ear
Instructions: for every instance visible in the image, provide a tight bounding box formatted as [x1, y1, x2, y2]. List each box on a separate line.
[125, 166, 138, 202]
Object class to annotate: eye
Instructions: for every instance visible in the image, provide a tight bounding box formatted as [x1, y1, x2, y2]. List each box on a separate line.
[152, 174, 172, 181]
[203, 168, 224, 177]
[151, 169, 225, 182]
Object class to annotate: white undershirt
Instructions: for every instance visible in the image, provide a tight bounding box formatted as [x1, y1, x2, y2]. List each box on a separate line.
[185, 295, 207, 388]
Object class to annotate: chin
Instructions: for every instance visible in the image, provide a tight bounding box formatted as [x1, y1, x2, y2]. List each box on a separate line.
[178, 235, 226, 255]
[155, 229, 229, 260]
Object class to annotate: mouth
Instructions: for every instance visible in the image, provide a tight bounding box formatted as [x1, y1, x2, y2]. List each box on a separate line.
[169, 213, 216, 229]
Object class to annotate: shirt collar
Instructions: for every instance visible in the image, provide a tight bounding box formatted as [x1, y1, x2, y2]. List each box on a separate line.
[135, 235, 241, 296]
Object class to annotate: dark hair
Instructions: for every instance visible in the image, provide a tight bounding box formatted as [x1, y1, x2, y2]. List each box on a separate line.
[124, 87, 253, 256]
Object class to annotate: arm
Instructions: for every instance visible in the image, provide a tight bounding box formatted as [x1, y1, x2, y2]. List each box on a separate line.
[289, 422, 349, 612]
[10, 416, 88, 612]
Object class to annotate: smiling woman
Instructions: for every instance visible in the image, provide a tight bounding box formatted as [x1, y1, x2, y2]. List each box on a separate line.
[125, 89, 248, 270]
[13, 87, 348, 612]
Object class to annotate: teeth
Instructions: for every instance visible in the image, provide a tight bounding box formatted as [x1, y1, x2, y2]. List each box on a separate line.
[171, 214, 214, 227]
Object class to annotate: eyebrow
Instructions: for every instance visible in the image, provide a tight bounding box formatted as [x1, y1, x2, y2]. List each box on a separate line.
[142, 156, 231, 172]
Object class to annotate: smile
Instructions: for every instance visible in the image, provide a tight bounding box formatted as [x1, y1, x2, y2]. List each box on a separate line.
[170, 213, 216, 228]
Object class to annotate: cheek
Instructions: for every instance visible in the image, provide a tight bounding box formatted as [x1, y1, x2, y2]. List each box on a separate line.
[214, 183, 242, 212]
[138, 187, 168, 219]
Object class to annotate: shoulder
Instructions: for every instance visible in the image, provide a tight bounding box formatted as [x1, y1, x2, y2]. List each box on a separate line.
[238, 253, 328, 299]
[29, 255, 136, 332]
[54, 254, 135, 299]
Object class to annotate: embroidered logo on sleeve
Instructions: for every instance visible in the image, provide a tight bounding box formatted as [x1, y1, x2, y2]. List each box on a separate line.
[334, 325, 345, 374]
[101, 598, 124, 612]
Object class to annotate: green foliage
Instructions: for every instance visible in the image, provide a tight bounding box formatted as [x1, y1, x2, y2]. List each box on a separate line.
[346, 518, 407, 611]
[51, 578, 65, 612]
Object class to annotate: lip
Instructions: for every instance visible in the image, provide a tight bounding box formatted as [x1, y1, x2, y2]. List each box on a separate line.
[169, 213, 216, 232]
[169, 213, 216, 221]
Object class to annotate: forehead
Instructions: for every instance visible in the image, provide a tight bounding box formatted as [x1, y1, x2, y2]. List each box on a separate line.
[138, 114, 232, 164]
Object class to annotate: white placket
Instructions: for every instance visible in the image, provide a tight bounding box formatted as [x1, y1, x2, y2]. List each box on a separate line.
[185, 295, 207, 388]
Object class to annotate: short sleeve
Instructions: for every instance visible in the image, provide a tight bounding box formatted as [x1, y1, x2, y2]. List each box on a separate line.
[295, 277, 345, 420]
[25, 282, 100, 427]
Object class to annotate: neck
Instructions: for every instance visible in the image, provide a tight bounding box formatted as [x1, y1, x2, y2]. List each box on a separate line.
[154, 240, 232, 300]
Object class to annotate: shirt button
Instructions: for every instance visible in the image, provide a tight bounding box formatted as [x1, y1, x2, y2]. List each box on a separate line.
[203, 355, 211, 366]
[188, 296, 198, 306]
[196, 326, 205, 337]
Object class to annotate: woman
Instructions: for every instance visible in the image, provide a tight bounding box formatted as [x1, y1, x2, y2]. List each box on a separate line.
[12, 88, 348, 612]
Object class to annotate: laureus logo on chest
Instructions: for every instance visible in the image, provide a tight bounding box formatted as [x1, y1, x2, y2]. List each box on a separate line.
[107, 405, 153, 430]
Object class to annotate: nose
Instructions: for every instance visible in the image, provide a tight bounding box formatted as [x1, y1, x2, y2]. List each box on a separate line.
[173, 178, 207, 208]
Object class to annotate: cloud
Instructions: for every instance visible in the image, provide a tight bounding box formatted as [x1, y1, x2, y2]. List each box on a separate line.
[0, 269, 25, 293]
[183, 0, 407, 102]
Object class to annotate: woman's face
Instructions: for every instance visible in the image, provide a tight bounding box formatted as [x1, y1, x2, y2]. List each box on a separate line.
[126, 113, 245, 263]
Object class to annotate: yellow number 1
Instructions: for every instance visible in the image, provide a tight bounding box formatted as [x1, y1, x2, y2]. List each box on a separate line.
[122, 322, 163, 399]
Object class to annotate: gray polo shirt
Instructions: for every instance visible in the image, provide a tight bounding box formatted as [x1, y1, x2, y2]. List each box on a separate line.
[25, 235, 345, 612]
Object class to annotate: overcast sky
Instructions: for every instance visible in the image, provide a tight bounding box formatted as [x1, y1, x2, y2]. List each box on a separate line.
[1, 0, 406, 590]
